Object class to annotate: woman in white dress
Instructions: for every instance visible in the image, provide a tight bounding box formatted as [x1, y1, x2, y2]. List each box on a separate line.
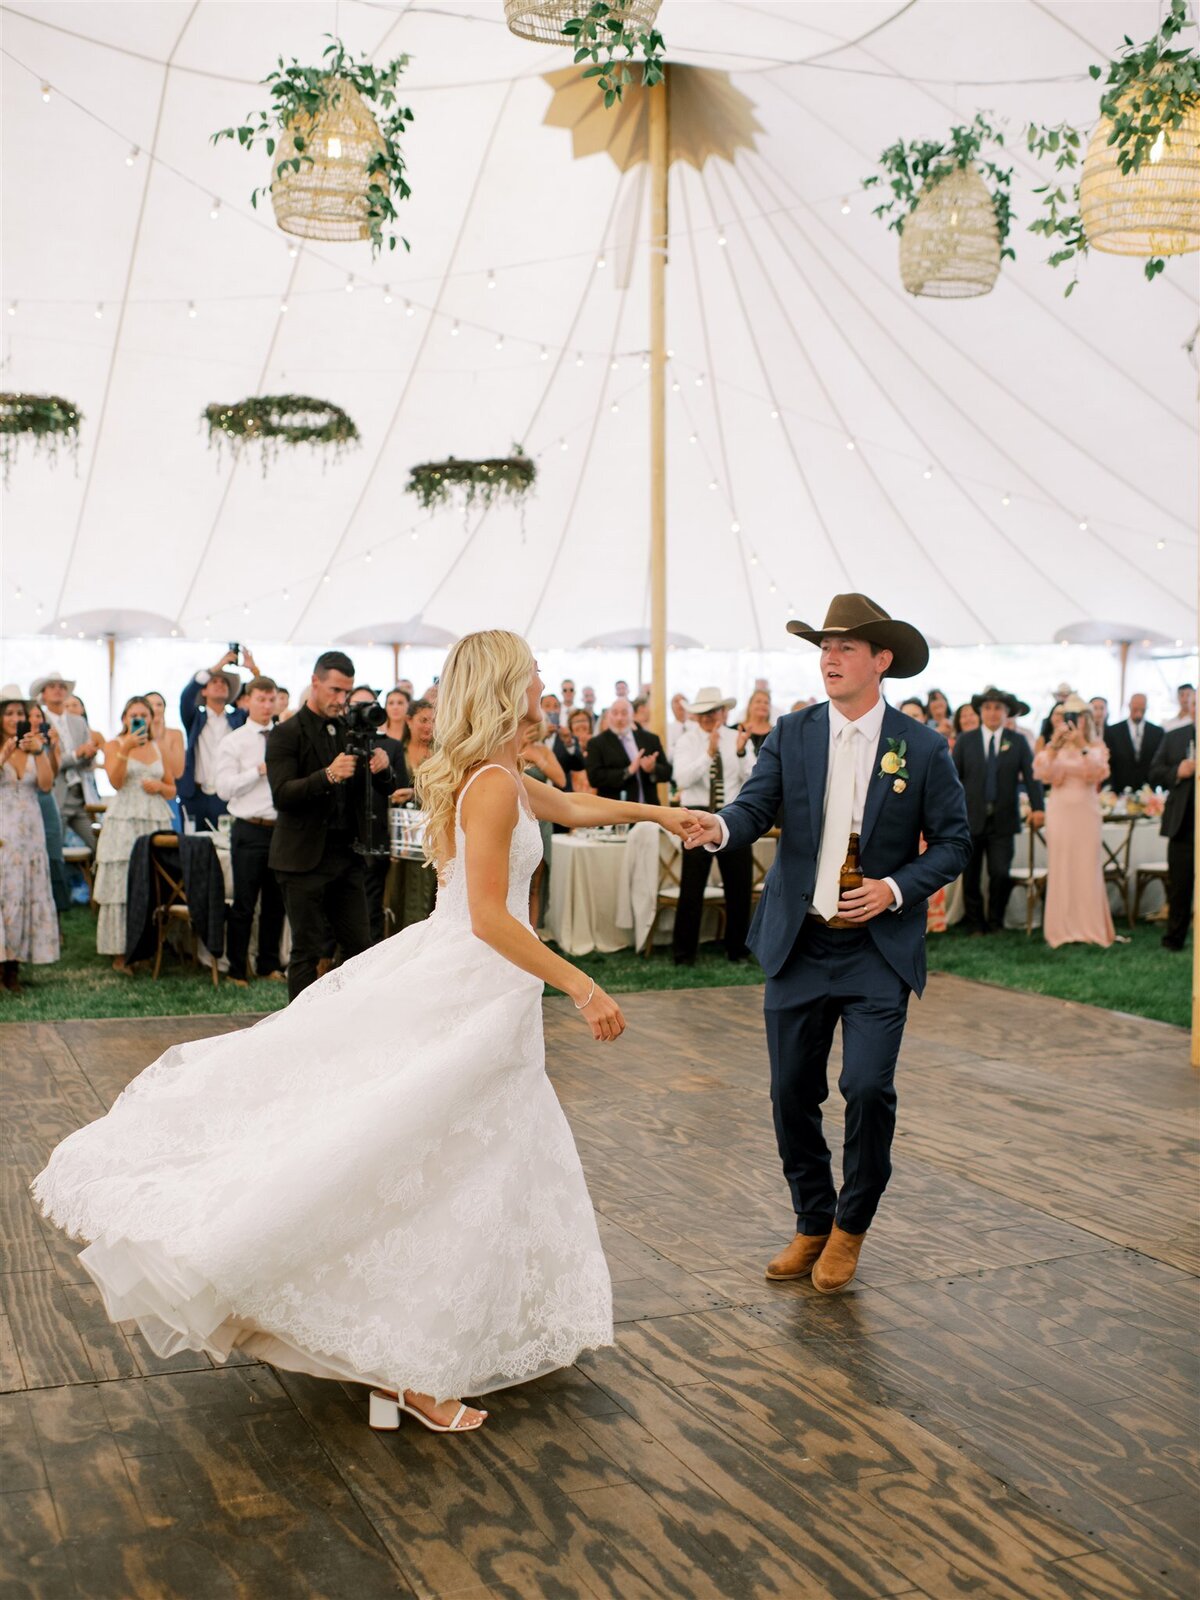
[33, 631, 693, 1435]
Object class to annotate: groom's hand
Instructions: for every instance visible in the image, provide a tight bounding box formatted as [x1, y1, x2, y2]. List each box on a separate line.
[680, 812, 722, 850]
[836, 878, 896, 922]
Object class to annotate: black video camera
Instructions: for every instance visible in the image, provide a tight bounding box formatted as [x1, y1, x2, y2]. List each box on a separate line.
[344, 698, 386, 757]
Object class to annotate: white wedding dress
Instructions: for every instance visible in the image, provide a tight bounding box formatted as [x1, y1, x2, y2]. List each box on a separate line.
[32, 765, 613, 1402]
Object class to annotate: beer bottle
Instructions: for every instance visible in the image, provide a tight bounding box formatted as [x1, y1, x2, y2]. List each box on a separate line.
[827, 832, 862, 928]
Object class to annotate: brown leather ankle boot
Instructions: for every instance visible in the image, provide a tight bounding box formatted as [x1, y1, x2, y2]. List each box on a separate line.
[765, 1232, 830, 1281]
[811, 1226, 867, 1293]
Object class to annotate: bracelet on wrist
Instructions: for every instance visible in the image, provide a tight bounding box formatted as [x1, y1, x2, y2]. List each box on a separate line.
[573, 979, 596, 1010]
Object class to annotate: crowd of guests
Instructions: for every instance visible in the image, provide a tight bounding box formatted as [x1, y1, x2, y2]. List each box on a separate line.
[1, 660, 1194, 997]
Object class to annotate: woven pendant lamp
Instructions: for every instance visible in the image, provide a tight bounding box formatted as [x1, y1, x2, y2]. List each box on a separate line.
[898, 167, 1001, 299]
[1079, 99, 1200, 259]
[271, 78, 386, 243]
[504, 0, 660, 47]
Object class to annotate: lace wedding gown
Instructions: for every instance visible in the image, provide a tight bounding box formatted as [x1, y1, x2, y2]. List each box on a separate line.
[32, 765, 613, 1401]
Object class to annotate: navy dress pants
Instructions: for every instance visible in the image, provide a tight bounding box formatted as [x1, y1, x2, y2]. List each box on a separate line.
[764, 920, 910, 1236]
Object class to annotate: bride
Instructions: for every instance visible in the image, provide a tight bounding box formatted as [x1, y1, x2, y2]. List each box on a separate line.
[33, 630, 694, 1435]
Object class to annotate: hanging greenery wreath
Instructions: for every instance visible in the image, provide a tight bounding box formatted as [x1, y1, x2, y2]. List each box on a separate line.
[562, 2, 665, 107]
[203, 396, 360, 475]
[212, 36, 414, 256]
[862, 113, 1015, 257]
[406, 447, 537, 512]
[0, 393, 83, 487]
[1025, 0, 1200, 291]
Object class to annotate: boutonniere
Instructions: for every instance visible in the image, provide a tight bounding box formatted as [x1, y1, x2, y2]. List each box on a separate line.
[879, 737, 910, 794]
[1001, 741, 1012, 754]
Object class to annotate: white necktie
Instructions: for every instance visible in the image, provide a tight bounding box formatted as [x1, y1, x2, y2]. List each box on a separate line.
[1131, 722, 1142, 757]
[813, 725, 857, 920]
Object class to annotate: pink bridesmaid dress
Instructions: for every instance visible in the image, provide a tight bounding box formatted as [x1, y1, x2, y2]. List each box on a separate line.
[1031, 742, 1115, 948]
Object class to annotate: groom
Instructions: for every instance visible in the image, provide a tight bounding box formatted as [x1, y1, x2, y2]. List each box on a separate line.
[682, 595, 970, 1292]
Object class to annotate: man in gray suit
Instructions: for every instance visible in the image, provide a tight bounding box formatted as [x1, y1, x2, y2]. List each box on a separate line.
[31, 669, 99, 857]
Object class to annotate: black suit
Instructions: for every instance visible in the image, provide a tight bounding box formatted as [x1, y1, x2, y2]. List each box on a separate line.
[1150, 724, 1195, 949]
[265, 706, 392, 997]
[1104, 718, 1163, 796]
[953, 726, 1045, 932]
[585, 727, 671, 802]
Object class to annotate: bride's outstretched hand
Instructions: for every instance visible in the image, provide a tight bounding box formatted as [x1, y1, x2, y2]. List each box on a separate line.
[577, 983, 626, 1043]
[659, 806, 700, 841]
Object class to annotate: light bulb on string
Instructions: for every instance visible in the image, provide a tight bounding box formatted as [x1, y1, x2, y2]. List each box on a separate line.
[610, 358, 618, 371]
[404, 300, 414, 316]
[539, 346, 549, 361]
[840, 197, 851, 215]
[243, 603, 250, 615]
[187, 301, 197, 318]
[688, 433, 698, 445]
[845, 439, 855, 451]
[6, 302, 15, 317]
[35, 603, 43, 615]
[210, 198, 221, 220]
[495, 333, 504, 351]
[610, 401, 620, 414]
[383, 286, 393, 304]
[671, 380, 680, 392]
[487, 268, 496, 291]
[282, 588, 290, 601]
[769, 408, 779, 420]
[559, 438, 568, 451]
[170, 626, 179, 637]
[717, 229, 727, 247]
[288, 242, 299, 258]
[345, 275, 355, 294]
[708, 478, 717, 491]
[694, 374, 705, 388]
[322, 573, 331, 584]
[575, 352, 584, 367]
[126, 146, 139, 166]
[768, 580, 777, 593]
[450, 320, 460, 337]
[1001, 492, 1011, 507]
[641, 354, 650, 371]
[94, 303, 103, 319]
[749, 552, 759, 565]
[730, 520, 740, 533]
[595, 255, 606, 270]
[1078, 518, 1088, 531]
[1156, 539, 1165, 550]
[923, 466, 933, 480]
[40, 83, 53, 101]
[411, 531, 419, 542]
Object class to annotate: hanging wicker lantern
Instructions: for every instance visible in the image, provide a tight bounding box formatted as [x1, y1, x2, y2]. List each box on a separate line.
[898, 167, 1001, 299]
[271, 78, 387, 243]
[1079, 97, 1200, 259]
[504, 0, 661, 47]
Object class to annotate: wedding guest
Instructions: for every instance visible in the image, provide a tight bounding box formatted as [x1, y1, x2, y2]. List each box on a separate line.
[671, 688, 755, 965]
[178, 648, 257, 830]
[1163, 683, 1196, 733]
[520, 723, 566, 926]
[632, 695, 652, 730]
[540, 693, 561, 728]
[582, 686, 597, 719]
[1035, 702, 1067, 756]
[28, 703, 69, 913]
[667, 692, 691, 755]
[953, 703, 981, 739]
[551, 712, 587, 793]
[32, 669, 99, 858]
[215, 677, 285, 987]
[275, 686, 291, 719]
[144, 689, 186, 832]
[95, 697, 176, 969]
[586, 697, 671, 801]
[382, 687, 410, 744]
[614, 680, 630, 700]
[562, 708, 596, 792]
[1150, 719, 1195, 951]
[65, 693, 102, 742]
[926, 688, 951, 726]
[385, 698, 438, 936]
[560, 680, 577, 716]
[1105, 693, 1163, 795]
[396, 678, 415, 699]
[1090, 697, 1109, 738]
[1032, 699, 1114, 948]
[348, 687, 391, 944]
[1040, 683, 1074, 742]
[899, 697, 927, 723]
[738, 689, 774, 754]
[953, 688, 1045, 935]
[0, 695, 60, 991]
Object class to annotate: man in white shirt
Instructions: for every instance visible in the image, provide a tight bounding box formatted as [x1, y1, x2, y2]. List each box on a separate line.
[680, 595, 970, 1295]
[1163, 683, 1196, 732]
[671, 688, 756, 966]
[31, 669, 99, 856]
[215, 676, 285, 986]
[179, 647, 262, 830]
[666, 692, 691, 756]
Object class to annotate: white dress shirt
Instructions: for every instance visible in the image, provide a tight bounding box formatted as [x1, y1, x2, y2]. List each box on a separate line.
[709, 698, 902, 910]
[672, 723, 755, 809]
[215, 718, 276, 820]
[979, 723, 1006, 763]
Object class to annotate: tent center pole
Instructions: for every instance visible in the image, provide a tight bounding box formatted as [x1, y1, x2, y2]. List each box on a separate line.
[649, 76, 669, 762]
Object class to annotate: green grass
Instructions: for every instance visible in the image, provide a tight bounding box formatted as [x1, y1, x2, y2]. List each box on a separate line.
[1, 910, 1188, 1030]
[925, 923, 1189, 1030]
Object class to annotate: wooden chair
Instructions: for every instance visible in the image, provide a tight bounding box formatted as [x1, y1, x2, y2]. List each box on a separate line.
[1131, 861, 1169, 926]
[149, 833, 218, 986]
[1101, 819, 1137, 928]
[749, 826, 781, 915]
[1008, 820, 1048, 935]
[62, 844, 94, 907]
[640, 833, 725, 956]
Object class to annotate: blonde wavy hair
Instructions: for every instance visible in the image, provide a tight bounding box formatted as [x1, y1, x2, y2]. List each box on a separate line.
[416, 629, 535, 867]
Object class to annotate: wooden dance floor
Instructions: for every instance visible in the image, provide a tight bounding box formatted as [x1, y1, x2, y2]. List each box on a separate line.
[2, 977, 1197, 1599]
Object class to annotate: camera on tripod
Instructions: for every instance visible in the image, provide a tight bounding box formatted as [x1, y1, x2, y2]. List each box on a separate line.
[343, 700, 390, 860]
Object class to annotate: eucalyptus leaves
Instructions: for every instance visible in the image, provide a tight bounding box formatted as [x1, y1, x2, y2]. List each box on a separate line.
[0, 393, 83, 487]
[563, 1, 665, 107]
[213, 36, 414, 256]
[406, 450, 537, 513]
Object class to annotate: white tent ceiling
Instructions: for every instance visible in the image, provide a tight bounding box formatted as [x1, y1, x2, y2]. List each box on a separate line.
[2, 0, 1196, 657]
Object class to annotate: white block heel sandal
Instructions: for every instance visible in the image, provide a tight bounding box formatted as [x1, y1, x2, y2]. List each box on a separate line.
[368, 1389, 487, 1433]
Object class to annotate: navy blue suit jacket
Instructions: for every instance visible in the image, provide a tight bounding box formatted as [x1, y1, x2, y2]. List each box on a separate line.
[717, 702, 970, 995]
[177, 677, 247, 801]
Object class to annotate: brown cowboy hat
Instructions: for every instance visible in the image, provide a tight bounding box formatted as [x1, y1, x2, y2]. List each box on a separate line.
[786, 594, 928, 680]
[971, 685, 1026, 716]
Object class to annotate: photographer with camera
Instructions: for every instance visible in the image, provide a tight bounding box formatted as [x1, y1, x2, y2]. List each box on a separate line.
[266, 652, 392, 999]
[178, 645, 262, 831]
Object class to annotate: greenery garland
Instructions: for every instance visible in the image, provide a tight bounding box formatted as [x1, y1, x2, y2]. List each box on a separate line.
[0, 393, 83, 486]
[406, 447, 537, 512]
[213, 36, 414, 257]
[1026, 0, 1200, 290]
[563, 3, 665, 107]
[862, 113, 1015, 258]
[203, 395, 360, 475]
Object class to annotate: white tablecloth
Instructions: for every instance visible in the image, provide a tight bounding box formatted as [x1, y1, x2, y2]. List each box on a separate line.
[944, 816, 1166, 930]
[547, 826, 778, 957]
